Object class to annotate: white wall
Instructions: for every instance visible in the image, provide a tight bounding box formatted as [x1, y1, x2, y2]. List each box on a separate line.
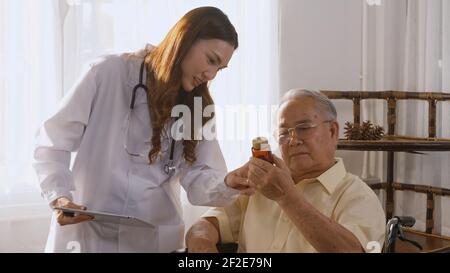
[0, 200, 51, 252]
[279, 0, 363, 93]
[279, 0, 365, 176]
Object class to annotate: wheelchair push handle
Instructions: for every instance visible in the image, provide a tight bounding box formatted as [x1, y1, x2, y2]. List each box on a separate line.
[384, 215, 422, 253]
[394, 216, 415, 228]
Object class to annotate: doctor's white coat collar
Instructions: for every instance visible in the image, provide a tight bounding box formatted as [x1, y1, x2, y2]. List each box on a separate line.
[124, 44, 155, 91]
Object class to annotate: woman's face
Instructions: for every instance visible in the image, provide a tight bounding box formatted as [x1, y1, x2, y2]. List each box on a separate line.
[180, 39, 235, 92]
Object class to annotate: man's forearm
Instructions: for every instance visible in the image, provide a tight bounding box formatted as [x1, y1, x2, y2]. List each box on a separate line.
[185, 217, 221, 251]
[278, 191, 364, 253]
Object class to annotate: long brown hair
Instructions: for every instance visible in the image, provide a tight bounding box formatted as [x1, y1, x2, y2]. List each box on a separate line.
[145, 6, 238, 164]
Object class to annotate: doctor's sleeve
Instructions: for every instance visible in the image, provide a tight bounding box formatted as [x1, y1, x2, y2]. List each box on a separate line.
[33, 64, 99, 205]
[179, 139, 239, 207]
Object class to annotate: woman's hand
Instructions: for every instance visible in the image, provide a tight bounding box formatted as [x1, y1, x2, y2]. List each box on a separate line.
[52, 197, 93, 226]
[224, 162, 256, 195]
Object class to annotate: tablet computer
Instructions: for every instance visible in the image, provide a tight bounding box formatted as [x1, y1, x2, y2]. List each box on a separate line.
[53, 207, 155, 229]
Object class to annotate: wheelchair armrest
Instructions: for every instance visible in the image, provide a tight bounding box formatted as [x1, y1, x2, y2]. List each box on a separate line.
[216, 243, 238, 253]
[175, 243, 238, 253]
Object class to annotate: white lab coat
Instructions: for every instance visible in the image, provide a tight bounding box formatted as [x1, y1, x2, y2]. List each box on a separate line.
[33, 45, 238, 253]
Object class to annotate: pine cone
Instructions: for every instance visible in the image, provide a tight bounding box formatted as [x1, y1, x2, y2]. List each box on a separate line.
[344, 120, 384, 140]
[360, 121, 374, 140]
[372, 125, 385, 140]
[344, 121, 361, 140]
[344, 121, 352, 139]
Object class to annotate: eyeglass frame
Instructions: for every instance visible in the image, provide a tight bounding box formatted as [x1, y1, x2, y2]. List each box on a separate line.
[275, 120, 334, 145]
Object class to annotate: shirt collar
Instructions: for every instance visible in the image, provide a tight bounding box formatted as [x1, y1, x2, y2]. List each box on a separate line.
[296, 158, 347, 195]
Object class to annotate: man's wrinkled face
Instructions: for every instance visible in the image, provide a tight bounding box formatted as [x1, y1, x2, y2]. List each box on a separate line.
[278, 98, 339, 179]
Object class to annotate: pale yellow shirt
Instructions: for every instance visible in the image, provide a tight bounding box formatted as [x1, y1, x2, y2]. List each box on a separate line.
[203, 158, 386, 253]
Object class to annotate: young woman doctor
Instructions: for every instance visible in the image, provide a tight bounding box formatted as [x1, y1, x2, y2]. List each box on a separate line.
[33, 6, 252, 253]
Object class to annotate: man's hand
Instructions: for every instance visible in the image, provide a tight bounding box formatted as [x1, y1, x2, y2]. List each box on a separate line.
[248, 155, 296, 201]
[52, 197, 93, 226]
[224, 162, 256, 195]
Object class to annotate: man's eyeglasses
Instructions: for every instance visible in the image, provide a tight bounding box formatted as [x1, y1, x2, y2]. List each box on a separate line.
[275, 120, 333, 145]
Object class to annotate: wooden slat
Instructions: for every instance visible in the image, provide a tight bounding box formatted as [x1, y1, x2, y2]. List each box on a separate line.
[338, 139, 450, 151]
[392, 182, 450, 196]
[353, 98, 360, 125]
[368, 183, 386, 190]
[387, 98, 396, 135]
[321, 90, 450, 101]
[386, 152, 394, 220]
[429, 99, 437, 138]
[426, 192, 434, 234]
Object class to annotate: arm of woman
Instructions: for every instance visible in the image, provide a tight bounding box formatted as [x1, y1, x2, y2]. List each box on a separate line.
[33, 60, 102, 225]
[179, 138, 253, 206]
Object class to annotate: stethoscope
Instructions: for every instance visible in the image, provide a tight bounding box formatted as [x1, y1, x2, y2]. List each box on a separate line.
[131, 59, 176, 176]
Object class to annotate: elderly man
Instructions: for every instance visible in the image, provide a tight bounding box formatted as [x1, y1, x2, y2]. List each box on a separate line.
[186, 89, 386, 253]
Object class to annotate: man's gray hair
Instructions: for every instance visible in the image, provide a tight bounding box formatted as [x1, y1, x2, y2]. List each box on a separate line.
[279, 89, 337, 121]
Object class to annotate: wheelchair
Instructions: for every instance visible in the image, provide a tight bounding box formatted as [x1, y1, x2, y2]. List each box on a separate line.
[384, 215, 450, 253]
[383, 216, 422, 253]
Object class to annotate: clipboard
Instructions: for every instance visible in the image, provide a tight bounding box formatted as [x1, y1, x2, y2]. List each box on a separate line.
[53, 207, 155, 229]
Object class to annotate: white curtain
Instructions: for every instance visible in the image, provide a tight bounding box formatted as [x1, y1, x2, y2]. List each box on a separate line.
[0, 0, 279, 251]
[0, 0, 65, 252]
[361, 0, 450, 236]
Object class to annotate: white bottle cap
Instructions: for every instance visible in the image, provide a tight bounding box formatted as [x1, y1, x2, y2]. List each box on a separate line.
[252, 137, 271, 151]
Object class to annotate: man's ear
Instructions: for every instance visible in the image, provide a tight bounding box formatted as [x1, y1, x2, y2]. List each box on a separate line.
[330, 121, 339, 140]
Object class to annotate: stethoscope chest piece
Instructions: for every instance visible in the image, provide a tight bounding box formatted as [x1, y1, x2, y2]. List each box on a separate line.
[164, 160, 176, 176]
